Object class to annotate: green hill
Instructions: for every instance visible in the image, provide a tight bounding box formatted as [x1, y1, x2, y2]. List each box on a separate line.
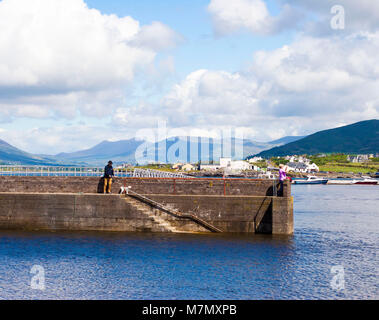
[0, 139, 60, 165]
[255, 119, 379, 158]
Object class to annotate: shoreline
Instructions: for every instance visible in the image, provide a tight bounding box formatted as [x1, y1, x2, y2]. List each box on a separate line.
[186, 170, 379, 180]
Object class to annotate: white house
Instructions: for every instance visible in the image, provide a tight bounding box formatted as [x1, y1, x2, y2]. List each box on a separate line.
[200, 164, 221, 171]
[219, 158, 254, 171]
[181, 163, 196, 171]
[348, 154, 370, 163]
[287, 162, 319, 173]
[172, 163, 183, 170]
[307, 163, 319, 172]
[248, 157, 263, 163]
[220, 158, 232, 168]
[286, 155, 297, 162]
[287, 162, 308, 173]
[230, 160, 254, 171]
[200, 158, 256, 172]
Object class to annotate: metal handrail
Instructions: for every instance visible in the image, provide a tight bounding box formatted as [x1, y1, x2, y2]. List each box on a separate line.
[125, 190, 222, 233]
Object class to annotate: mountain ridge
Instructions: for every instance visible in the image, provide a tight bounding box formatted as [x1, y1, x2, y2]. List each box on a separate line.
[254, 119, 379, 158]
[0, 139, 59, 165]
[6, 118, 378, 166]
[50, 135, 305, 165]
[0, 135, 305, 165]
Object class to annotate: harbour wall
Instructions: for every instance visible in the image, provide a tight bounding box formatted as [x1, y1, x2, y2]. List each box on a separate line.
[147, 195, 293, 234]
[0, 176, 290, 197]
[0, 177, 293, 235]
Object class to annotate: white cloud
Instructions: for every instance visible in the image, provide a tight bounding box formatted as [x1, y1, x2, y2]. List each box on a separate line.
[1, 124, 139, 155]
[159, 32, 379, 141]
[2, 0, 379, 154]
[286, 0, 379, 33]
[132, 21, 184, 51]
[163, 69, 261, 126]
[5, 25, 379, 153]
[208, 0, 379, 36]
[0, 0, 181, 121]
[207, 0, 302, 35]
[112, 103, 168, 129]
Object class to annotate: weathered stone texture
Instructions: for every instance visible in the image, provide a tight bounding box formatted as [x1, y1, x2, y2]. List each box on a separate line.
[0, 177, 293, 235]
[0, 176, 290, 197]
[0, 193, 293, 235]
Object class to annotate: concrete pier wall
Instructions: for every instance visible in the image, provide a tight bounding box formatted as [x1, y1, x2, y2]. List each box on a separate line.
[0, 193, 293, 235]
[147, 195, 293, 235]
[0, 176, 290, 197]
[0, 177, 293, 235]
[0, 193, 150, 232]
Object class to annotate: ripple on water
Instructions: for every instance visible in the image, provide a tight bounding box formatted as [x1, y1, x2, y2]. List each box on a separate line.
[0, 185, 378, 299]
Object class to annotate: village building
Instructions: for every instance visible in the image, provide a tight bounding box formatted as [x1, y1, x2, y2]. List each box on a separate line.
[199, 164, 221, 171]
[181, 163, 196, 171]
[287, 162, 319, 173]
[219, 158, 255, 171]
[172, 163, 183, 170]
[347, 155, 370, 163]
[200, 157, 257, 172]
[248, 156, 264, 163]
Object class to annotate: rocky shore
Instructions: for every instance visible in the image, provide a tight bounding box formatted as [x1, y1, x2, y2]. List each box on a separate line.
[187, 170, 259, 178]
[186, 170, 376, 179]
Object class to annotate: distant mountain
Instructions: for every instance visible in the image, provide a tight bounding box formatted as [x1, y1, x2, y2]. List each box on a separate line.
[255, 120, 379, 158]
[54, 135, 305, 165]
[0, 139, 59, 165]
[0, 134, 307, 166]
[268, 136, 305, 145]
[55, 139, 144, 165]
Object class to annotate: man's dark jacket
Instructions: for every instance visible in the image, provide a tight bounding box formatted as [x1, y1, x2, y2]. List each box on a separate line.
[104, 165, 114, 178]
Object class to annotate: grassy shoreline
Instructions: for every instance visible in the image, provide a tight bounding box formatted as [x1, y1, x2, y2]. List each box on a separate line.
[319, 163, 379, 174]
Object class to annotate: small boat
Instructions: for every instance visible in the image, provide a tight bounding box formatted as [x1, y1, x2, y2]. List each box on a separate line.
[293, 176, 328, 185]
[354, 177, 378, 185]
[327, 179, 355, 185]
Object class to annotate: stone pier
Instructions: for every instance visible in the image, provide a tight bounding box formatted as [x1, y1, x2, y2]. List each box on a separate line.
[0, 177, 293, 235]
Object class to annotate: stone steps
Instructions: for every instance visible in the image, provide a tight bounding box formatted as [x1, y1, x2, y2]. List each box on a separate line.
[124, 196, 197, 233]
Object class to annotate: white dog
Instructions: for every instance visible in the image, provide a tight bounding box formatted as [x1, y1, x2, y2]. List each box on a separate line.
[119, 186, 132, 194]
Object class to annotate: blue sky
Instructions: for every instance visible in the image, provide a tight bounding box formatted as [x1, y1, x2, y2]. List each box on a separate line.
[0, 0, 378, 154]
[86, 0, 294, 76]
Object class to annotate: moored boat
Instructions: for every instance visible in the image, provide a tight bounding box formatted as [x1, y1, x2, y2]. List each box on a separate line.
[354, 178, 378, 185]
[293, 176, 328, 185]
[327, 179, 355, 185]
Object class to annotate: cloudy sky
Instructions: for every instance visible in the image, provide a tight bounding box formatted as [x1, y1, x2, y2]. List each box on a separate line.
[0, 0, 378, 154]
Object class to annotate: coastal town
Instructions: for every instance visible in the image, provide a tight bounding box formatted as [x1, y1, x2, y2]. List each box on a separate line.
[114, 153, 379, 182]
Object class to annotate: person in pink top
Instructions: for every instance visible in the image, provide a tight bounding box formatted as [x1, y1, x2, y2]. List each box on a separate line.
[278, 164, 288, 196]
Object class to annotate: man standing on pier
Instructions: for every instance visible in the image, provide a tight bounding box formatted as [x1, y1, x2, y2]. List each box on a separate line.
[104, 161, 114, 194]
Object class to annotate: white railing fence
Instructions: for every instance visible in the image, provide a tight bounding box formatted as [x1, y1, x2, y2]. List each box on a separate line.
[132, 168, 189, 178]
[0, 166, 191, 178]
[0, 166, 132, 177]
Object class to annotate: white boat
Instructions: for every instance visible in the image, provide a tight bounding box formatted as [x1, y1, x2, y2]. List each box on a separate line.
[353, 177, 378, 185]
[293, 176, 328, 185]
[327, 179, 355, 185]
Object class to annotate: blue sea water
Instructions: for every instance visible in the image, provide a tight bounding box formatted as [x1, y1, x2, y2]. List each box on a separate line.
[0, 185, 378, 300]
